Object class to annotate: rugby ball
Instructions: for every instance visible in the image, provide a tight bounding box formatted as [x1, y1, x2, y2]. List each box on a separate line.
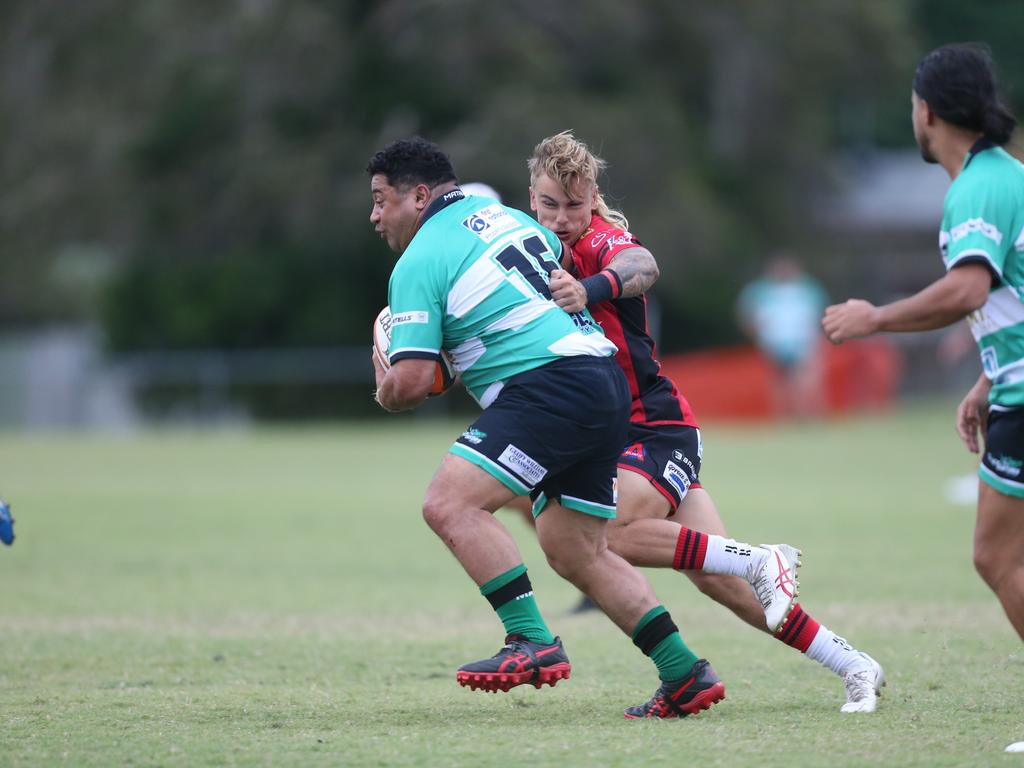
[372, 306, 455, 396]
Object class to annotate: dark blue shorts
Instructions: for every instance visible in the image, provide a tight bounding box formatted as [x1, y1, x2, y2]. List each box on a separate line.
[450, 356, 630, 518]
[618, 423, 703, 510]
[980, 405, 1024, 499]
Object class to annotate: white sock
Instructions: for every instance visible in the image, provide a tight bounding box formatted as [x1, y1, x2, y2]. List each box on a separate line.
[702, 536, 765, 577]
[805, 626, 862, 675]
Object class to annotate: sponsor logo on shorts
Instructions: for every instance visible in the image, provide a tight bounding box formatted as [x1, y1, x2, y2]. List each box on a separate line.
[461, 428, 487, 445]
[622, 442, 645, 462]
[461, 204, 519, 243]
[612, 476, 618, 504]
[987, 452, 1023, 478]
[391, 311, 429, 325]
[498, 444, 548, 486]
[663, 460, 691, 498]
[670, 448, 697, 475]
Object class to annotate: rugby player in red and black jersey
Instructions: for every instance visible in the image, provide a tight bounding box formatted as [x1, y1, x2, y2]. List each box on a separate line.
[525, 131, 884, 715]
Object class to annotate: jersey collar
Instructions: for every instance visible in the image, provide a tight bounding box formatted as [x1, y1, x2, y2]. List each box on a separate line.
[963, 136, 997, 171]
[419, 188, 465, 227]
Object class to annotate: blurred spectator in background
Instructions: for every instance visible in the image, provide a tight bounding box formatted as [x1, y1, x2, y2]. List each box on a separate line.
[736, 254, 829, 418]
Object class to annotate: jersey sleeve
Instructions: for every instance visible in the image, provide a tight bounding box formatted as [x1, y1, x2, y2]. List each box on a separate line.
[942, 184, 1012, 280]
[386, 250, 446, 364]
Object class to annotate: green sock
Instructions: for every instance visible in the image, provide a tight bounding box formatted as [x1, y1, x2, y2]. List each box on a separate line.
[480, 565, 555, 645]
[632, 605, 699, 681]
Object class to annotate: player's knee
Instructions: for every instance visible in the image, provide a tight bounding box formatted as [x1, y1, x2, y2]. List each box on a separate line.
[541, 538, 600, 582]
[421, 492, 456, 537]
[973, 541, 1010, 590]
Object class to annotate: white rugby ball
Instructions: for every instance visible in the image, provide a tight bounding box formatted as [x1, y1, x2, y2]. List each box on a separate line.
[372, 305, 455, 396]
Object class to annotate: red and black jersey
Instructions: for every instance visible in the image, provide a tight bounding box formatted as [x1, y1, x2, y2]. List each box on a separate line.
[568, 215, 698, 428]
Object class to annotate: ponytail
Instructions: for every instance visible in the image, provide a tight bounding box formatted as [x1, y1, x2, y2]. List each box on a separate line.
[913, 43, 1017, 145]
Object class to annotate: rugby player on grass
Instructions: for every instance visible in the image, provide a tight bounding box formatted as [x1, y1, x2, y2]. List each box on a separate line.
[520, 131, 883, 714]
[824, 44, 1024, 746]
[369, 137, 725, 718]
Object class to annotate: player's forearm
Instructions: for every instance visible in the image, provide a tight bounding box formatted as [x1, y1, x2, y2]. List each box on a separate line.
[606, 247, 659, 298]
[876, 274, 985, 332]
[377, 370, 429, 412]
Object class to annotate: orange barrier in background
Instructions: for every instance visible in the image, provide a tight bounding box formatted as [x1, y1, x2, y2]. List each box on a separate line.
[658, 339, 903, 421]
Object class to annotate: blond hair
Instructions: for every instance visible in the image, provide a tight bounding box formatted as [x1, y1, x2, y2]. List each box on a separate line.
[527, 130, 628, 230]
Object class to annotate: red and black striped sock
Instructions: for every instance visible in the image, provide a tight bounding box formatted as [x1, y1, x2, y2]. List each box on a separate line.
[773, 602, 820, 652]
[672, 527, 709, 571]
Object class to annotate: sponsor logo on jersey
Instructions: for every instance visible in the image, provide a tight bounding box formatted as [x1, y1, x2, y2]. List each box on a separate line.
[672, 449, 683, 461]
[622, 442, 645, 462]
[461, 427, 486, 445]
[663, 460, 691, 498]
[607, 233, 634, 247]
[987, 452, 1023, 477]
[461, 204, 520, 243]
[498, 444, 548, 486]
[590, 232, 607, 248]
[982, 346, 999, 377]
[950, 217, 1003, 246]
[391, 310, 429, 325]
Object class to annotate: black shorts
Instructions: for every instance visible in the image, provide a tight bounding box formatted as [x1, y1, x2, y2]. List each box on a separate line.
[980, 405, 1024, 498]
[450, 356, 630, 518]
[618, 423, 703, 510]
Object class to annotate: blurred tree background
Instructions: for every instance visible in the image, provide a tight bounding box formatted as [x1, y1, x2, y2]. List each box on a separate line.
[2, 0, 1022, 357]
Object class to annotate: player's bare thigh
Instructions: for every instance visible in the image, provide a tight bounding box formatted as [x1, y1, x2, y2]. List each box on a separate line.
[423, 453, 520, 520]
[671, 487, 728, 537]
[612, 467, 673, 524]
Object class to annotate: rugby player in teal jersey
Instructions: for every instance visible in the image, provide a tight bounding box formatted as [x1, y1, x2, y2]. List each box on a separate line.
[368, 137, 724, 718]
[522, 131, 882, 714]
[823, 43, 1024, 749]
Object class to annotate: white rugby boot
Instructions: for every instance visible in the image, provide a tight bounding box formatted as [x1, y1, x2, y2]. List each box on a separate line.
[746, 544, 800, 633]
[840, 652, 885, 713]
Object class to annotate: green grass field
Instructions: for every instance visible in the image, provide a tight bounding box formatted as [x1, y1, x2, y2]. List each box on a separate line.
[1, 401, 1020, 767]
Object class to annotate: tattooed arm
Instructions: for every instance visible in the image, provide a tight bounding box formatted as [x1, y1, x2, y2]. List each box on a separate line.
[605, 246, 660, 297]
[549, 246, 660, 312]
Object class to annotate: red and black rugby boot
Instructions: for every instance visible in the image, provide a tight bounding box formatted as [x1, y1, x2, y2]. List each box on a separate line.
[623, 659, 725, 719]
[456, 634, 571, 693]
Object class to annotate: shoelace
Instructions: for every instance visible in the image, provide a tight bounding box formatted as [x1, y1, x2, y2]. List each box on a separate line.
[843, 668, 875, 702]
[747, 558, 774, 609]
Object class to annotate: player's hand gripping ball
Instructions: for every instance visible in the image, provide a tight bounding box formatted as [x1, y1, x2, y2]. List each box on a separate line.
[372, 306, 455, 396]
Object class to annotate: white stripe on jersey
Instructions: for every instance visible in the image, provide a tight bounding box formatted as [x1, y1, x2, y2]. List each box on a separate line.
[969, 286, 1024, 341]
[485, 297, 557, 332]
[985, 357, 1024, 385]
[447, 232, 525, 317]
[478, 380, 505, 409]
[548, 330, 617, 357]
[449, 336, 487, 373]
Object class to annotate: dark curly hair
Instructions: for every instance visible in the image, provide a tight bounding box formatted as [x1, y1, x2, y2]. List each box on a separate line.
[366, 137, 458, 189]
[914, 43, 1017, 144]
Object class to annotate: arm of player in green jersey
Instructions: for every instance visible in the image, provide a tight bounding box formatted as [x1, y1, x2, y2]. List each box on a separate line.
[375, 358, 438, 412]
[822, 262, 991, 343]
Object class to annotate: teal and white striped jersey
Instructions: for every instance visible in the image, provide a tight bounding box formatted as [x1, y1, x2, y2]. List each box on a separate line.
[941, 143, 1024, 407]
[387, 190, 616, 407]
